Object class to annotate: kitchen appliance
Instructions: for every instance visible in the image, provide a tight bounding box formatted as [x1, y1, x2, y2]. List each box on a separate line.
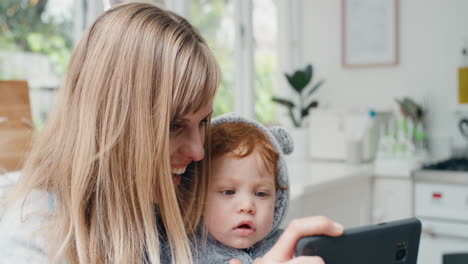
[443, 253, 468, 264]
[413, 159, 468, 264]
[458, 118, 468, 140]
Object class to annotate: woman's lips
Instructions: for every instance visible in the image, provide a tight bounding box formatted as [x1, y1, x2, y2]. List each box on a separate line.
[171, 164, 188, 187]
[173, 174, 182, 186]
[171, 167, 186, 175]
[171, 163, 189, 187]
[171, 162, 189, 175]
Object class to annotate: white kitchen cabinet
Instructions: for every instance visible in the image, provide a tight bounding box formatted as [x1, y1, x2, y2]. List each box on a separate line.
[416, 213, 468, 264]
[284, 160, 373, 228]
[418, 228, 468, 264]
[296, 174, 372, 228]
[415, 182, 468, 221]
[413, 171, 468, 264]
[372, 177, 413, 224]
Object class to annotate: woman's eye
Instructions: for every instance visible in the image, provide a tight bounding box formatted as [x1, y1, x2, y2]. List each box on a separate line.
[256, 192, 268, 198]
[222, 190, 235, 196]
[199, 118, 208, 128]
[170, 123, 183, 133]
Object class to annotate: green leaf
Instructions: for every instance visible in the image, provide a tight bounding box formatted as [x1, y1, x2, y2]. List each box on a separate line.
[307, 79, 325, 96]
[285, 64, 313, 93]
[289, 107, 300, 127]
[305, 64, 313, 82]
[301, 100, 319, 118]
[292, 71, 309, 93]
[285, 73, 297, 91]
[272, 97, 295, 108]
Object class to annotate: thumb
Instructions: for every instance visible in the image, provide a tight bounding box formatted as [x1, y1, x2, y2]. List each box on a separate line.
[229, 258, 243, 264]
[264, 216, 344, 262]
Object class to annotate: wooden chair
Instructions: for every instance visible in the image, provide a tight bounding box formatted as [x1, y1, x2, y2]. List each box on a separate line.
[0, 80, 34, 173]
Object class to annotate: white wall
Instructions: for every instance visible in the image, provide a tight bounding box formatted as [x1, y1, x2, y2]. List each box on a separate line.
[297, 0, 468, 159]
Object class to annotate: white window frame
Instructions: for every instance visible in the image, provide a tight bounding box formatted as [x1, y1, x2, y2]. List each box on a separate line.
[73, 0, 106, 45]
[277, 0, 303, 70]
[166, 0, 190, 18]
[275, 0, 304, 125]
[234, 0, 255, 119]
[74, 0, 303, 121]
[166, 0, 304, 121]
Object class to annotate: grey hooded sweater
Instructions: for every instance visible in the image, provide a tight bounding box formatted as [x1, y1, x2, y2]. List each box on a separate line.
[194, 113, 294, 264]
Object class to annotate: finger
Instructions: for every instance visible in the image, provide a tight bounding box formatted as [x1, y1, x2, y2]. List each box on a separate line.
[229, 258, 243, 264]
[288, 256, 325, 264]
[265, 216, 344, 261]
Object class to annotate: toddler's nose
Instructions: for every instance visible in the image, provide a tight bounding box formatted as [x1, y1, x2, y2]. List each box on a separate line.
[238, 199, 255, 215]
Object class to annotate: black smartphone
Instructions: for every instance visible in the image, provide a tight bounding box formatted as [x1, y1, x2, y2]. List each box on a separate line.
[295, 218, 422, 264]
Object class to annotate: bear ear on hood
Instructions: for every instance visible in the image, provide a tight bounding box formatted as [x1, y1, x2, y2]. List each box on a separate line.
[269, 127, 294, 155]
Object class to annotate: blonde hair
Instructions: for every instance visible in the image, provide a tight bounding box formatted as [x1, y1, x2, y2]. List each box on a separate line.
[10, 2, 220, 263]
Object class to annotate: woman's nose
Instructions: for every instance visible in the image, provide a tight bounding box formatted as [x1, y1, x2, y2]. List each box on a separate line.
[181, 131, 205, 162]
[238, 198, 255, 215]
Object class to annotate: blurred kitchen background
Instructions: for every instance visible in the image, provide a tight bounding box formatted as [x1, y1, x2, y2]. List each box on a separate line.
[1, 0, 468, 263]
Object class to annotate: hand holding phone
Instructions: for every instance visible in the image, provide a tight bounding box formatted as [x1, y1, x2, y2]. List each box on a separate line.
[295, 218, 422, 264]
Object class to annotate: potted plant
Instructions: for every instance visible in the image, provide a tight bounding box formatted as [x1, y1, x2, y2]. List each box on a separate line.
[272, 64, 325, 158]
[272, 64, 324, 127]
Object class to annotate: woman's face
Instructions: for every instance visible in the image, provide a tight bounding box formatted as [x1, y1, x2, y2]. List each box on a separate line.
[169, 102, 213, 185]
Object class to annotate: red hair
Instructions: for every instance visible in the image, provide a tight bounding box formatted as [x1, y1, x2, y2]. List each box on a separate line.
[210, 122, 286, 190]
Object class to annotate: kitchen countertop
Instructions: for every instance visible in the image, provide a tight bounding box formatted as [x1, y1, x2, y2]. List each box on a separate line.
[286, 158, 374, 200]
[413, 170, 468, 185]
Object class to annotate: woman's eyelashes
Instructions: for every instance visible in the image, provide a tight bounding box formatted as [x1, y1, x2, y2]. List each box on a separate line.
[170, 122, 184, 133]
[199, 118, 208, 128]
[169, 118, 208, 134]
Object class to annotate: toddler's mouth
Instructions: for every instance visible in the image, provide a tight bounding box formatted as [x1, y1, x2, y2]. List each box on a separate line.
[233, 221, 256, 236]
[236, 223, 253, 229]
[233, 221, 255, 231]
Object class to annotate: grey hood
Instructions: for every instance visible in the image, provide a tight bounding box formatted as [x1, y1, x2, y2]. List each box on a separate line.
[193, 113, 294, 263]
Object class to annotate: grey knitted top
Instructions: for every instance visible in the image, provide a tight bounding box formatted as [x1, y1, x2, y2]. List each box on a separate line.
[194, 113, 293, 264]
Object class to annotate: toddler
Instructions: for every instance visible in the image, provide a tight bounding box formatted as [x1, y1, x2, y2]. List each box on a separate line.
[196, 113, 293, 263]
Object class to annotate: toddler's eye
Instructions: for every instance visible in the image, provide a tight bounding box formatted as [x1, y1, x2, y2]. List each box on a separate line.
[256, 192, 268, 198]
[222, 190, 235, 196]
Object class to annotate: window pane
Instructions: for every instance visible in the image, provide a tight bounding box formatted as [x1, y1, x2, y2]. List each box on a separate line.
[191, 0, 235, 117]
[253, 0, 277, 125]
[0, 0, 74, 129]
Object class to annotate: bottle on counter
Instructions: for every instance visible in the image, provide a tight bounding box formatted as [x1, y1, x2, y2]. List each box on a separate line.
[458, 46, 468, 104]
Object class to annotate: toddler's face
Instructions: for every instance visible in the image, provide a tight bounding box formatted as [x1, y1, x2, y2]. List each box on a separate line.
[204, 150, 276, 249]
